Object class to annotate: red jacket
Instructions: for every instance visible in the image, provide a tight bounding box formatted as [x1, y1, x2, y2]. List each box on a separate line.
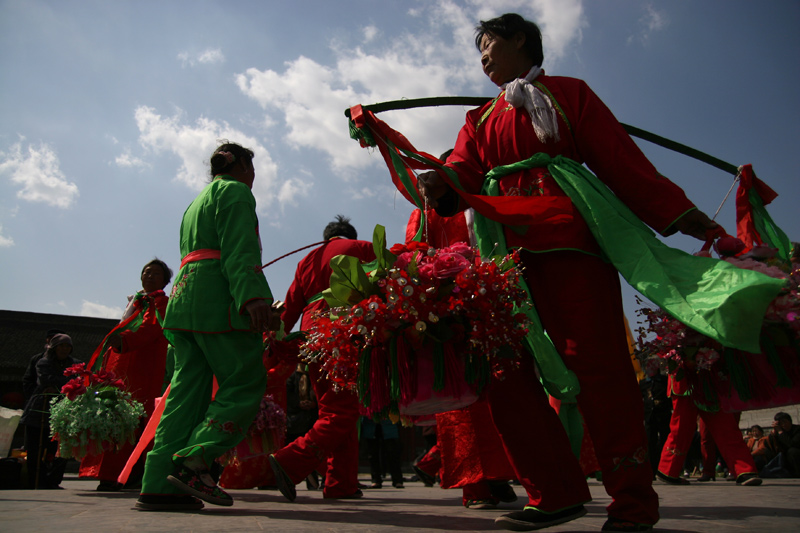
[447, 74, 696, 254]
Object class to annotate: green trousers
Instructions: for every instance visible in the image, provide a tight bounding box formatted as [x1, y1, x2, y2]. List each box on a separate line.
[141, 329, 266, 494]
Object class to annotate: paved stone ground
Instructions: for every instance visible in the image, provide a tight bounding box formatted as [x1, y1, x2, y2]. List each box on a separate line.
[1, 475, 798, 532]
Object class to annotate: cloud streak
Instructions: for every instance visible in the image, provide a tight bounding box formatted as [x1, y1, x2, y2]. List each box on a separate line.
[80, 300, 124, 319]
[0, 140, 79, 208]
[236, 0, 586, 179]
[132, 106, 309, 213]
[178, 48, 226, 67]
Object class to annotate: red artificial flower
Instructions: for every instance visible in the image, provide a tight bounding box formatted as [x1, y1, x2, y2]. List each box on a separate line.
[64, 362, 87, 377]
[714, 236, 745, 257]
[389, 243, 409, 255]
[61, 379, 87, 401]
[406, 241, 430, 253]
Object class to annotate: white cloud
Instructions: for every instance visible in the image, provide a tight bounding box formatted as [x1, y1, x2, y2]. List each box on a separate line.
[198, 48, 225, 64]
[80, 300, 124, 319]
[114, 149, 149, 169]
[627, 3, 669, 45]
[0, 140, 79, 208]
[236, 0, 586, 177]
[132, 106, 309, 212]
[178, 48, 225, 67]
[363, 25, 379, 43]
[0, 225, 14, 247]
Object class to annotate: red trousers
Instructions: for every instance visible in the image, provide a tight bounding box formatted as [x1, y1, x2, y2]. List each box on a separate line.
[272, 363, 360, 498]
[486, 251, 658, 523]
[658, 396, 756, 479]
[415, 443, 441, 477]
[698, 412, 743, 477]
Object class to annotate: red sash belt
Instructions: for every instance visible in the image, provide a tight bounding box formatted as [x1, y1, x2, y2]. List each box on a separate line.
[180, 249, 221, 269]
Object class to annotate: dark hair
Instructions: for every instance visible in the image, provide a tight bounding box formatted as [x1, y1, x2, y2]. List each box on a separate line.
[142, 258, 173, 286]
[323, 215, 357, 240]
[750, 425, 763, 433]
[775, 412, 793, 424]
[475, 13, 544, 67]
[209, 141, 254, 179]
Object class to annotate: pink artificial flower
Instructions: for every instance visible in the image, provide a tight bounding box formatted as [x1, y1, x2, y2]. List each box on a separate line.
[445, 242, 474, 260]
[742, 245, 778, 260]
[432, 252, 471, 278]
[417, 262, 435, 280]
[393, 252, 414, 270]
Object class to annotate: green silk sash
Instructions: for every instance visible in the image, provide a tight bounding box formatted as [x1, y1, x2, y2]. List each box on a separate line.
[479, 153, 786, 354]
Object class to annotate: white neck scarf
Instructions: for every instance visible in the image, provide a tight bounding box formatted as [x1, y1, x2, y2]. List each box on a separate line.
[502, 66, 560, 143]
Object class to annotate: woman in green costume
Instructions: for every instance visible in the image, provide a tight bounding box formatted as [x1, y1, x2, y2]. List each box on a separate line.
[136, 142, 275, 511]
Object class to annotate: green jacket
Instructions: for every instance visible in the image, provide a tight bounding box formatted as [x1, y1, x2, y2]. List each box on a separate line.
[164, 176, 273, 335]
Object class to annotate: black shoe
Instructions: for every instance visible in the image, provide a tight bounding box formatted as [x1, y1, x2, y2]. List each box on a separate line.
[656, 470, 690, 485]
[306, 471, 320, 491]
[495, 505, 587, 531]
[166, 466, 233, 507]
[96, 480, 123, 492]
[135, 494, 204, 511]
[489, 481, 518, 503]
[696, 475, 715, 482]
[269, 454, 296, 502]
[601, 518, 654, 532]
[736, 473, 762, 486]
[369, 482, 382, 489]
[412, 464, 436, 487]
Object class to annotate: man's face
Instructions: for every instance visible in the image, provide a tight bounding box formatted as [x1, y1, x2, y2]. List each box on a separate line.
[778, 418, 792, 432]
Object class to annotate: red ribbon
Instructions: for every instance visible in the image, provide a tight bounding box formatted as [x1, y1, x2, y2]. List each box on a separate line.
[180, 249, 221, 269]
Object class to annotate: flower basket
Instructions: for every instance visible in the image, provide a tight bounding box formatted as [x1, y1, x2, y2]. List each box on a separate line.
[50, 364, 145, 460]
[300, 225, 530, 418]
[636, 245, 800, 412]
[218, 394, 286, 466]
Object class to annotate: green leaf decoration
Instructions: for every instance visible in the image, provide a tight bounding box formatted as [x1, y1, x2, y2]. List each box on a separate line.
[325, 254, 374, 307]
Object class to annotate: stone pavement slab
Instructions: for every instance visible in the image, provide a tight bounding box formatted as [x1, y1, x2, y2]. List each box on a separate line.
[1, 476, 799, 532]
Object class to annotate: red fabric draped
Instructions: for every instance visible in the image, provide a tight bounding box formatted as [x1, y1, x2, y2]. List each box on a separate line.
[735, 164, 778, 253]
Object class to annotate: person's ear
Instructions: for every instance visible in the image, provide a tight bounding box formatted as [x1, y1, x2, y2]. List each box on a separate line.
[513, 31, 526, 50]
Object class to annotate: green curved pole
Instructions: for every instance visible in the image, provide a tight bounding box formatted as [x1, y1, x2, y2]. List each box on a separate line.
[345, 97, 739, 176]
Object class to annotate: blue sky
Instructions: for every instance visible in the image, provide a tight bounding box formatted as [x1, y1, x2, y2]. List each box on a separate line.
[1, 0, 798, 332]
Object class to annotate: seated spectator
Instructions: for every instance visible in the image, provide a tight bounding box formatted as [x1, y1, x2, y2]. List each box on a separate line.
[745, 425, 774, 471]
[764, 412, 800, 477]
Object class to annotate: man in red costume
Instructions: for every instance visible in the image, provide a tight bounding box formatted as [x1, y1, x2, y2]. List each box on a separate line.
[269, 215, 375, 501]
[418, 13, 717, 532]
[657, 374, 761, 486]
